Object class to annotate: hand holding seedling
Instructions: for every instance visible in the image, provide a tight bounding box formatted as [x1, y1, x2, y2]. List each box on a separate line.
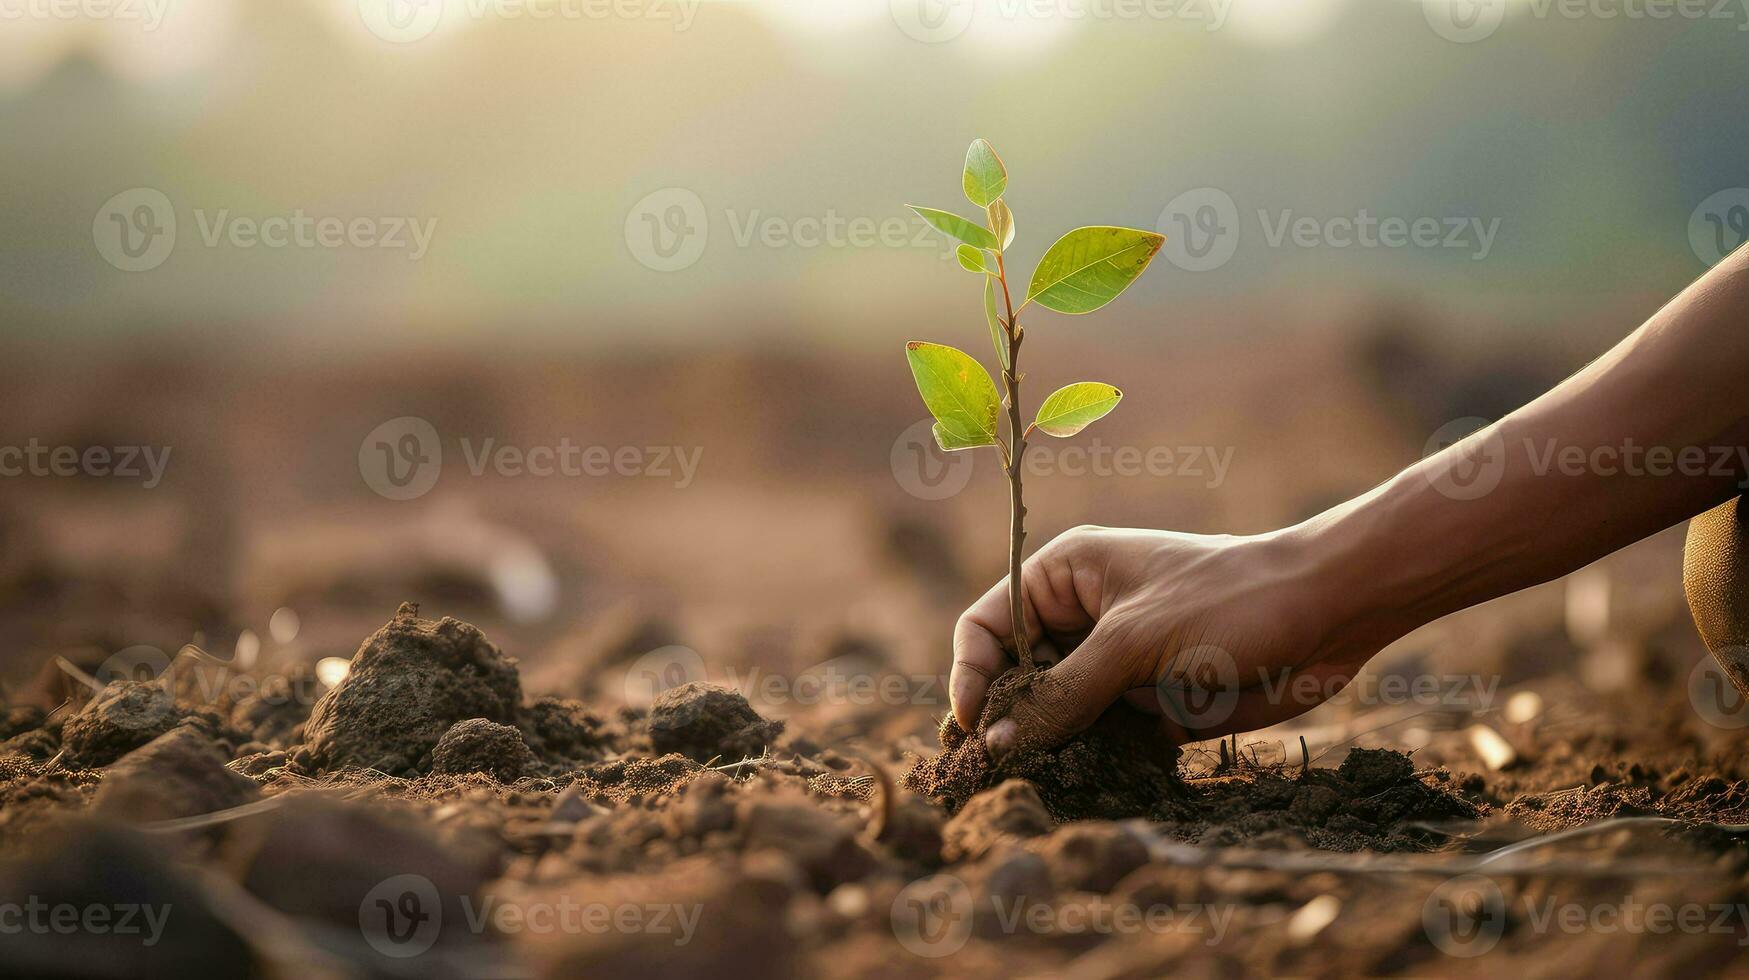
[906, 138, 1164, 675]
[950, 242, 1749, 763]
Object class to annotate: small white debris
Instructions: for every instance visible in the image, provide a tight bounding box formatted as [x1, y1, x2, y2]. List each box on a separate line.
[1466, 724, 1517, 771]
[1287, 895, 1341, 943]
[827, 883, 870, 919]
[269, 607, 301, 645]
[1503, 690, 1543, 725]
[234, 629, 260, 670]
[315, 656, 351, 688]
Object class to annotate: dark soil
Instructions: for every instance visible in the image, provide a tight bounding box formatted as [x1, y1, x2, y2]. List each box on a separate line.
[903, 669, 1184, 822]
[2, 605, 1748, 978]
[296, 602, 522, 776]
[903, 670, 1474, 851]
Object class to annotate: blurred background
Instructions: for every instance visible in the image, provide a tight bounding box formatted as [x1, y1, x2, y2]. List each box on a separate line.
[2, 0, 1746, 738]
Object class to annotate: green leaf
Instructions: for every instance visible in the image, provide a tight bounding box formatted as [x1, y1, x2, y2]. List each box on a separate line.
[963, 139, 1008, 208]
[904, 341, 1000, 451]
[988, 199, 1015, 250]
[1032, 382, 1123, 437]
[910, 205, 999, 251]
[956, 244, 993, 274]
[983, 276, 1009, 372]
[1025, 226, 1164, 315]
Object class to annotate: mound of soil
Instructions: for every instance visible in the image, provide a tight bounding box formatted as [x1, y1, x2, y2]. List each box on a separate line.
[905, 668, 1477, 851]
[903, 670, 1182, 821]
[296, 602, 522, 775]
[647, 682, 784, 763]
[431, 718, 536, 782]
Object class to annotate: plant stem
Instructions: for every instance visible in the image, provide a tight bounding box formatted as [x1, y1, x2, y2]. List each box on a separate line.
[994, 253, 1032, 671]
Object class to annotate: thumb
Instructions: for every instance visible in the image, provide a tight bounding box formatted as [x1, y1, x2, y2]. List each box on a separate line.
[984, 621, 1135, 762]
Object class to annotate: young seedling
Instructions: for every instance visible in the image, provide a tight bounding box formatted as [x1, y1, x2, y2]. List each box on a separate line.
[906, 139, 1164, 673]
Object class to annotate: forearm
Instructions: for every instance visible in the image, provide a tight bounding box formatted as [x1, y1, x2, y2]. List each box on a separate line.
[1295, 247, 1749, 650]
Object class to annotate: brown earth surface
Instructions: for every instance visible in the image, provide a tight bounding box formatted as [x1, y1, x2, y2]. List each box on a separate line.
[2, 603, 1747, 978]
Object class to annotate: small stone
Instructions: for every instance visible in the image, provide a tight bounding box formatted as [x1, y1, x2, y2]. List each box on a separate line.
[92, 726, 261, 823]
[941, 779, 1052, 862]
[663, 771, 736, 839]
[61, 682, 181, 767]
[1030, 822, 1149, 892]
[0, 728, 58, 761]
[737, 793, 873, 891]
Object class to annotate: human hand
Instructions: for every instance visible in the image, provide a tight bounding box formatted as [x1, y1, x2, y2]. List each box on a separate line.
[950, 524, 1394, 761]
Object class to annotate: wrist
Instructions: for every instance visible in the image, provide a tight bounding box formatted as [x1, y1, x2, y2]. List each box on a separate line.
[1270, 474, 1457, 660]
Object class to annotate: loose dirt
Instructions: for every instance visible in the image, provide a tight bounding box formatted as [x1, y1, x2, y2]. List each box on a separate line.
[1, 605, 1746, 978]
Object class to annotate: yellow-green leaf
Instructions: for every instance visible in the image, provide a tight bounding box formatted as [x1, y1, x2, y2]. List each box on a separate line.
[1032, 382, 1123, 437]
[988, 199, 1015, 250]
[963, 139, 1008, 208]
[910, 205, 999, 251]
[1025, 226, 1164, 315]
[983, 276, 1009, 372]
[957, 244, 993, 274]
[904, 341, 1000, 451]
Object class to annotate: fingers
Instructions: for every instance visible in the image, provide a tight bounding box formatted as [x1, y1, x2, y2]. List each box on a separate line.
[950, 543, 1100, 731]
[984, 620, 1135, 760]
[950, 577, 1027, 731]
